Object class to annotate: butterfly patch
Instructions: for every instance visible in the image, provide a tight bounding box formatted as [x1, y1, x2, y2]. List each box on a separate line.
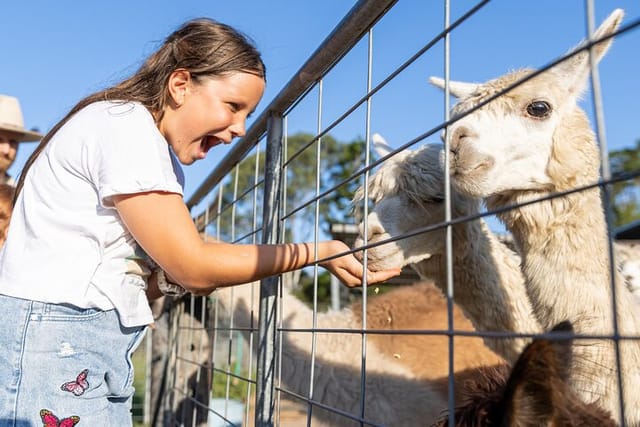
[60, 369, 89, 396]
[40, 409, 80, 427]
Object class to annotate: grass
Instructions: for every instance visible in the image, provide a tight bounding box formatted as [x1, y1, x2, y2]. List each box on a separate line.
[211, 370, 251, 402]
[132, 338, 149, 426]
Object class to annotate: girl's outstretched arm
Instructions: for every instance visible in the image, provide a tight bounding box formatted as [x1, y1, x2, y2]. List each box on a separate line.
[114, 191, 400, 294]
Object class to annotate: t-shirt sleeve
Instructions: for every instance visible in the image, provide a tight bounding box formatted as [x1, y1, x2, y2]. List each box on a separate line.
[95, 103, 184, 208]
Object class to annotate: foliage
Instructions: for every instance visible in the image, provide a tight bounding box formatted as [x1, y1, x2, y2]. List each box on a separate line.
[295, 270, 333, 311]
[211, 371, 251, 402]
[132, 341, 148, 425]
[610, 139, 640, 227]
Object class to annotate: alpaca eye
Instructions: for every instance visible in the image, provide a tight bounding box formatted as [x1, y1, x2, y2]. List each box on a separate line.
[526, 100, 552, 118]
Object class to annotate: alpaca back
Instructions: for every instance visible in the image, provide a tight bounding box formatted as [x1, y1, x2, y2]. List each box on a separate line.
[212, 281, 502, 425]
[355, 282, 502, 380]
[213, 282, 440, 426]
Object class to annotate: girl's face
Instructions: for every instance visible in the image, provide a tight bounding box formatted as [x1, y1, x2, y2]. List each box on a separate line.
[159, 71, 265, 165]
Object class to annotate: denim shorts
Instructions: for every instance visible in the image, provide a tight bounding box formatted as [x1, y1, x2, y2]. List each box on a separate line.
[0, 294, 147, 427]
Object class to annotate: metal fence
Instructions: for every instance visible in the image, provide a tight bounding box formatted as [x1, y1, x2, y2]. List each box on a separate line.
[142, 1, 640, 426]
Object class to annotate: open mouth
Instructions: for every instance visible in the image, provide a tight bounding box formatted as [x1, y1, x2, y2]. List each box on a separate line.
[199, 135, 222, 158]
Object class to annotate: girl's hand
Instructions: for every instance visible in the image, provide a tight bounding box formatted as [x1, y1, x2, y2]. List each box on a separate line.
[319, 240, 401, 288]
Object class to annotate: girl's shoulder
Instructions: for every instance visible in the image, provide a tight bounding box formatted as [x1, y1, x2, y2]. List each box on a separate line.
[76, 101, 152, 124]
[66, 101, 157, 142]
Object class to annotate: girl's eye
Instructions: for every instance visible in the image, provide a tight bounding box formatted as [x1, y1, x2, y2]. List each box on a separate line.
[526, 100, 552, 118]
[228, 103, 239, 113]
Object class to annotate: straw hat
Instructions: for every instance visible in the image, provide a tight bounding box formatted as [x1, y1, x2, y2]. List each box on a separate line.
[0, 95, 43, 142]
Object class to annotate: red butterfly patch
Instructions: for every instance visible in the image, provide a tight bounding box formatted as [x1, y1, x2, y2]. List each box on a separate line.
[60, 369, 89, 396]
[40, 409, 80, 427]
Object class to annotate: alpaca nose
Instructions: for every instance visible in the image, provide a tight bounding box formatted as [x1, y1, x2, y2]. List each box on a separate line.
[448, 125, 475, 153]
[361, 213, 385, 241]
[354, 217, 385, 263]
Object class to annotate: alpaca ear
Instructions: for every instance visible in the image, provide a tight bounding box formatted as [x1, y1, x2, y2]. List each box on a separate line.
[429, 76, 479, 99]
[553, 8, 624, 99]
[372, 133, 393, 158]
[371, 133, 415, 165]
[501, 321, 574, 425]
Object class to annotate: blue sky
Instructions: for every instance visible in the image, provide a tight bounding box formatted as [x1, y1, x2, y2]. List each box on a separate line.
[2, 1, 639, 205]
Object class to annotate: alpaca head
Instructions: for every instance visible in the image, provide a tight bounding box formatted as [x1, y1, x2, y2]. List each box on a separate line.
[433, 321, 616, 426]
[429, 9, 623, 198]
[352, 134, 477, 271]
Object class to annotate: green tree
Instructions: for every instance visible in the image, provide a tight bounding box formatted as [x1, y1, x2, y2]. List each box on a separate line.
[279, 132, 366, 241]
[609, 139, 640, 227]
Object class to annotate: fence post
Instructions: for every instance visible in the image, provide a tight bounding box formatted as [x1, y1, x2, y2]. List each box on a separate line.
[255, 113, 284, 426]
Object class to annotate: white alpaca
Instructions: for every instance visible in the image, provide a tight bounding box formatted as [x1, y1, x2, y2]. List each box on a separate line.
[617, 241, 640, 303]
[353, 135, 541, 363]
[212, 280, 501, 426]
[430, 9, 640, 424]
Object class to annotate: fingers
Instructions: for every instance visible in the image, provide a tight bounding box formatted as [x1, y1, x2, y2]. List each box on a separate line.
[320, 241, 402, 287]
[366, 268, 402, 285]
[339, 265, 402, 288]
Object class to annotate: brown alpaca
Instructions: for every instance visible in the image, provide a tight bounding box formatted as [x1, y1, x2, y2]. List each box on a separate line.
[355, 281, 501, 381]
[214, 280, 501, 426]
[433, 322, 616, 427]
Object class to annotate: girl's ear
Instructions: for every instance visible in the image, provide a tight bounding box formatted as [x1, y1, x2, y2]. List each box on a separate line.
[167, 69, 192, 107]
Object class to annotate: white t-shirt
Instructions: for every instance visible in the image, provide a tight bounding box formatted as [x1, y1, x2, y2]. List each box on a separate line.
[0, 101, 184, 327]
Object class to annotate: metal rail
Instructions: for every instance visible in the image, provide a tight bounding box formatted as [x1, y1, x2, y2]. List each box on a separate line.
[186, 0, 398, 210]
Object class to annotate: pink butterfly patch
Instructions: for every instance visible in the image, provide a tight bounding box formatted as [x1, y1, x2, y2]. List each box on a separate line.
[60, 369, 89, 396]
[40, 409, 80, 427]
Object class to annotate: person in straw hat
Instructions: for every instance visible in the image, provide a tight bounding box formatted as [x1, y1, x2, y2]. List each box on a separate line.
[0, 95, 42, 186]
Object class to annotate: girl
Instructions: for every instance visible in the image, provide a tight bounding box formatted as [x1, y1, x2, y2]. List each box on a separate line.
[0, 19, 399, 425]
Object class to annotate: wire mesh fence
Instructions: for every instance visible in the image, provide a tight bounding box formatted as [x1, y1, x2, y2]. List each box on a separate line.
[138, 1, 640, 426]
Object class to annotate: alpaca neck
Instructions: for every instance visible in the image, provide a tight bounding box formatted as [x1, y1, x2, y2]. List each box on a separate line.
[494, 188, 622, 333]
[492, 187, 640, 423]
[413, 218, 540, 363]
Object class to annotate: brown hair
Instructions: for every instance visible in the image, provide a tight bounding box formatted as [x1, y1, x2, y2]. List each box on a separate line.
[0, 183, 15, 245]
[14, 18, 265, 201]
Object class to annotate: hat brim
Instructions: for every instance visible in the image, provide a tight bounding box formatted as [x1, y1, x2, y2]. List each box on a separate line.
[0, 124, 43, 142]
